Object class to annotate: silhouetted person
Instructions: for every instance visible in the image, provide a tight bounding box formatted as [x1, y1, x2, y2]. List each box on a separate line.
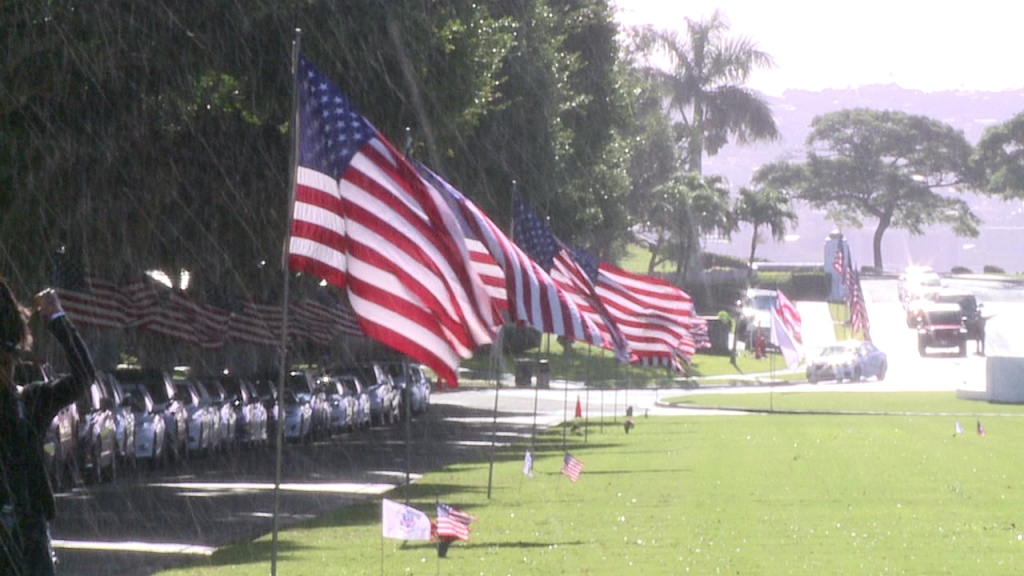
[0, 282, 96, 575]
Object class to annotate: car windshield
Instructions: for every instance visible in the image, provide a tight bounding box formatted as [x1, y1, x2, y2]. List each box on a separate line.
[926, 311, 962, 324]
[821, 345, 857, 357]
[218, 377, 243, 397]
[748, 295, 776, 310]
[174, 383, 196, 406]
[286, 373, 312, 400]
[117, 369, 172, 403]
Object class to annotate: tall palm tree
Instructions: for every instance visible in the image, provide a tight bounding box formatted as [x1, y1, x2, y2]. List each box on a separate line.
[733, 185, 798, 278]
[631, 10, 779, 173]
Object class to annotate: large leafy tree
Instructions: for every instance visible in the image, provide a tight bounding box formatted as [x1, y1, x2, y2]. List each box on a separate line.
[449, 0, 634, 259]
[975, 111, 1024, 198]
[0, 0, 513, 301]
[733, 164, 799, 277]
[794, 109, 979, 271]
[628, 10, 778, 173]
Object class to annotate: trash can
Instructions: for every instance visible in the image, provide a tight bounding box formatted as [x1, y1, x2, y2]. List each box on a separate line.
[515, 358, 533, 388]
[536, 359, 550, 389]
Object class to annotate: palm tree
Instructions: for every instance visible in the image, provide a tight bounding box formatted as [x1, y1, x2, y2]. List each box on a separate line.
[733, 185, 798, 278]
[630, 10, 779, 173]
[642, 172, 732, 282]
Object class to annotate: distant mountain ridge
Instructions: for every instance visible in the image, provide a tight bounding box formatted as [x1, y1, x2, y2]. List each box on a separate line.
[700, 84, 1024, 274]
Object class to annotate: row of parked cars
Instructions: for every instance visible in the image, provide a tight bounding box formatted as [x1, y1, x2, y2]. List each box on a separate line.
[15, 360, 432, 491]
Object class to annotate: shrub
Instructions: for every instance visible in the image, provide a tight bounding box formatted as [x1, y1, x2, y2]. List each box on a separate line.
[950, 266, 973, 274]
[983, 265, 1005, 274]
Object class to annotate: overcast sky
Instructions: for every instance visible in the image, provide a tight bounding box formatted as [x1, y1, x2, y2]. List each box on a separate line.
[613, 0, 1024, 96]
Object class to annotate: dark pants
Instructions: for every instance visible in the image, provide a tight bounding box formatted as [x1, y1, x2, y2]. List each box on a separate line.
[0, 515, 55, 576]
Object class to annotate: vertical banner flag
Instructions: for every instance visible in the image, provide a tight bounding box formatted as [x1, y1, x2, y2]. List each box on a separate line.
[561, 452, 584, 482]
[288, 55, 499, 385]
[436, 502, 475, 541]
[382, 499, 433, 541]
[523, 449, 534, 477]
[769, 290, 803, 369]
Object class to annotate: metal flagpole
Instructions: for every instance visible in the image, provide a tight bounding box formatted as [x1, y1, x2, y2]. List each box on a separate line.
[403, 357, 412, 504]
[271, 28, 302, 576]
[584, 345, 591, 443]
[487, 329, 503, 499]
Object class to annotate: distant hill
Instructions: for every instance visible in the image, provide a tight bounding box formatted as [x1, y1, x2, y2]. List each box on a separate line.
[699, 85, 1024, 274]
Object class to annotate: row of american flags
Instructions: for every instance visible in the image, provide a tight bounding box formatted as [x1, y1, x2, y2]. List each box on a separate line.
[55, 275, 363, 348]
[287, 54, 706, 385]
[832, 243, 872, 341]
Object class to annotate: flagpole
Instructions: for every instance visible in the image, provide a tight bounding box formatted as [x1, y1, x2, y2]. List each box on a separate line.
[562, 338, 569, 452]
[403, 357, 412, 505]
[400, 131, 414, 506]
[271, 27, 301, 576]
[584, 345, 591, 443]
[487, 329, 503, 500]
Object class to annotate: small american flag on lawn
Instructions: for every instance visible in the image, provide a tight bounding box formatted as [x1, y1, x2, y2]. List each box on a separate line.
[561, 452, 584, 482]
[436, 502, 474, 541]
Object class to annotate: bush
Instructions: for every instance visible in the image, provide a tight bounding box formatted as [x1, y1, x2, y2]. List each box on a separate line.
[951, 266, 973, 274]
[983, 265, 1006, 274]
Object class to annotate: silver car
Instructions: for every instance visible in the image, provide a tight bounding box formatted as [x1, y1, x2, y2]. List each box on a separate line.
[806, 340, 888, 383]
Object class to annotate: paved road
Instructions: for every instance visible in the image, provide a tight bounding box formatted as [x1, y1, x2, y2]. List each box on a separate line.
[49, 276, 1021, 575]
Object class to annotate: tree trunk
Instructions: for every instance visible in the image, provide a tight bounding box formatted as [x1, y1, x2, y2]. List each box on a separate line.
[747, 225, 760, 280]
[872, 211, 892, 271]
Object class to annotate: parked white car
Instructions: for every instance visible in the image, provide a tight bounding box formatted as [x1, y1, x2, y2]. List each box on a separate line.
[119, 382, 167, 468]
[321, 375, 357, 433]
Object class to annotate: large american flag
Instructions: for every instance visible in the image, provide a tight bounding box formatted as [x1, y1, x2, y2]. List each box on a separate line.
[287, 55, 498, 385]
[436, 502, 475, 541]
[595, 262, 697, 368]
[418, 165, 603, 347]
[512, 194, 630, 360]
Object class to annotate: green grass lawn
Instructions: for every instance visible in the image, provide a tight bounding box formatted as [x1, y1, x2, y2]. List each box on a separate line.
[667, 390, 1024, 415]
[159, 392, 1024, 575]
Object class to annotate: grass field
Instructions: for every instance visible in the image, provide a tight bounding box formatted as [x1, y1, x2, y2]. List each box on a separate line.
[159, 392, 1024, 575]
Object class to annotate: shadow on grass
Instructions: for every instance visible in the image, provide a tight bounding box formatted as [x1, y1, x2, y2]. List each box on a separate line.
[205, 539, 313, 568]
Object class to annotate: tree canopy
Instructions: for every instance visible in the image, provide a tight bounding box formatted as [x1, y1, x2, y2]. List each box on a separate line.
[975, 111, 1024, 199]
[788, 109, 979, 271]
[1, 0, 639, 301]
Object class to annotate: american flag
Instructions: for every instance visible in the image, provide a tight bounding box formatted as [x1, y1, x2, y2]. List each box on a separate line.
[418, 165, 603, 347]
[436, 502, 474, 541]
[832, 244, 846, 277]
[561, 452, 584, 482]
[55, 276, 130, 330]
[595, 262, 697, 367]
[287, 55, 498, 386]
[845, 267, 872, 341]
[512, 194, 630, 360]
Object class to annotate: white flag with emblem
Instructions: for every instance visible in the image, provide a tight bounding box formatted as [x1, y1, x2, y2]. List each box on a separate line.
[382, 498, 432, 541]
